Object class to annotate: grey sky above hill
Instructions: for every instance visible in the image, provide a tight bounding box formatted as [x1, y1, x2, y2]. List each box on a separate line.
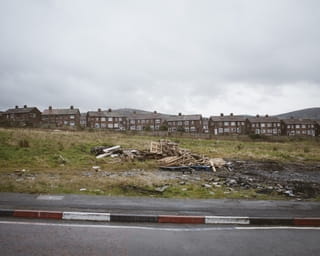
[0, 0, 319, 116]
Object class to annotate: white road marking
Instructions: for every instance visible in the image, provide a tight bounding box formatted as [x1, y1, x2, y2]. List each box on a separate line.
[37, 195, 64, 200]
[0, 221, 320, 232]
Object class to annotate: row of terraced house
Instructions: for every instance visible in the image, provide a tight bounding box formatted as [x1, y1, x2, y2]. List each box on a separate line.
[1, 105, 320, 137]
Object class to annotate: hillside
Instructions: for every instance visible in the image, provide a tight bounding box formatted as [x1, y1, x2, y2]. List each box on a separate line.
[275, 108, 320, 120]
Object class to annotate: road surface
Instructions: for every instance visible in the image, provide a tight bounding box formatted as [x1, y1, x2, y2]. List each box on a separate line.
[0, 218, 320, 256]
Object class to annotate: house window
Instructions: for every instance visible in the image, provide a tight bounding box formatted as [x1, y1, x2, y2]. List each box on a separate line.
[178, 121, 182, 126]
[296, 125, 300, 129]
[185, 127, 189, 132]
[185, 120, 189, 125]
[101, 123, 106, 128]
[218, 128, 223, 133]
[114, 123, 119, 128]
[224, 128, 230, 133]
[231, 122, 235, 126]
[224, 122, 229, 126]
[267, 123, 272, 127]
[70, 121, 75, 126]
[130, 126, 135, 130]
[95, 123, 100, 128]
[101, 117, 106, 122]
[108, 123, 113, 128]
[190, 127, 196, 132]
[70, 115, 75, 119]
[301, 125, 306, 129]
[141, 120, 145, 124]
[119, 118, 122, 121]
[155, 119, 161, 124]
[261, 123, 265, 127]
[108, 117, 112, 122]
[130, 120, 135, 124]
[64, 121, 68, 125]
[273, 129, 277, 134]
[252, 123, 255, 128]
[287, 125, 291, 129]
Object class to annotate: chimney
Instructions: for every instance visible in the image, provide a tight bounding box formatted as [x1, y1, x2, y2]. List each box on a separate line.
[256, 114, 260, 118]
[133, 111, 136, 114]
[15, 105, 18, 109]
[24, 105, 27, 108]
[108, 108, 112, 112]
[265, 114, 269, 118]
[70, 105, 74, 110]
[178, 112, 182, 116]
[98, 108, 101, 112]
[230, 113, 233, 116]
[153, 110, 157, 114]
[49, 106, 52, 111]
[220, 113, 224, 117]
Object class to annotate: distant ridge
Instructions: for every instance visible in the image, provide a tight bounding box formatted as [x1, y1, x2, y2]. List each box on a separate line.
[113, 108, 174, 118]
[275, 108, 320, 120]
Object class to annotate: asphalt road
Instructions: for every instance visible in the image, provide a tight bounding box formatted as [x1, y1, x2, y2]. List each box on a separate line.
[0, 219, 319, 256]
[1, 192, 320, 217]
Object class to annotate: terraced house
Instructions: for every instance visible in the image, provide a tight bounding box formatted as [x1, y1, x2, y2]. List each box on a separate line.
[209, 113, 246, 135]
[167, 113, 203, 133]
[3, 105, 41, 127]
[246, 115, 281, 136]
[41, 106, 80, 128]
[281, 118, 316, 136]
[127, 111, 164, 131]
[316, 121, 320, 136]
[87, 109, 127, 130]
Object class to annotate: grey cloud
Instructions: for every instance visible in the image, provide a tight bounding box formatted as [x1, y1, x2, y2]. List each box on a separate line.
[0, 0, 319, 116]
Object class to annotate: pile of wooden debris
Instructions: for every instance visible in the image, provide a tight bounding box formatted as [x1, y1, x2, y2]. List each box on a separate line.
[150, 140, 229, 171]
[91, 140, 229, 171]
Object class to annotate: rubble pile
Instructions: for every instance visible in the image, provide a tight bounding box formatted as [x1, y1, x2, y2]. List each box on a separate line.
[91, 140, 230, 171]
[151, 140, 229, 171]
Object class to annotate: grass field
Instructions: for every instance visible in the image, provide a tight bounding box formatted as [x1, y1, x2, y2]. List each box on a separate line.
[0, 128, 319, 199]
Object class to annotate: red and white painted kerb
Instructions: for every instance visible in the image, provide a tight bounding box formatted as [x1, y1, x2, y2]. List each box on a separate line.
[1, 209, 320, 226]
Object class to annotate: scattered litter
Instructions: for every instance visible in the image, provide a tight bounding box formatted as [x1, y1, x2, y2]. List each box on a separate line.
[92, 166, 101, 172]
[14, 169, 28, 176]
[155, 185, 169, 192]
[79, 188, 87, 191]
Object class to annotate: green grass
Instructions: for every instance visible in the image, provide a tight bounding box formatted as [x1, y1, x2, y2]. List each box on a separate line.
[0, 128, 319, 199]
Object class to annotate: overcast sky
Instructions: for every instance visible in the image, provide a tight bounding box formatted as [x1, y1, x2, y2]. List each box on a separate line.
[0, 0, 319, 116]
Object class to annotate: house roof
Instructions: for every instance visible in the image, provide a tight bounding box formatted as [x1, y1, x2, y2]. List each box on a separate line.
[247, 116, 280, 123]
[166, 114, 202, 122]
[43, 108, 80, 115]
[210, 115, 247, 122]
[6, 107, 40, 114]
[281, 118, 316, 125]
